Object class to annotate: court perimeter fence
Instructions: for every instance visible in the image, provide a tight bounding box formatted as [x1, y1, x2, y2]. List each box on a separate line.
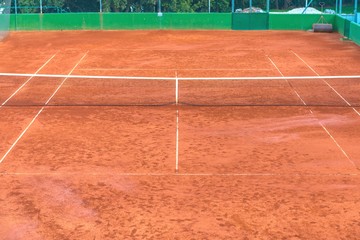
[5, 13, 360, 46]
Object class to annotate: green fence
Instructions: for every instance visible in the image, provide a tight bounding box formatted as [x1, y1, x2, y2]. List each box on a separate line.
[11, 13, 339, 31]
[7, 12, 360, 47]
[269, 14, 336, 30]
[0, 14, 10, 30]
[0, 14, 11, 39]
[334, 15, 351, 37]
[10, 13, 232, 30]
[232, 13, 268, 30]
[349, 22, 360, 45]
[8, 13, 342, 32]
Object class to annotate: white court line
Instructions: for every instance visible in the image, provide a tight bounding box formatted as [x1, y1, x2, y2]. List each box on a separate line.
[87, 48, 265, 52]
[0, 53, 57, 108]
[175, 71, 179, 173]
[267, 56, 308, 107]
[0, 108, 45, 164]
[45, 52, 88, 105]
[0, 172, 358, 177]
[267, 55, 357, 169]
[0, 52, 88, 164]
[175, 71, 179, 105]
[319, 122, 357, 167]
[0, 72, 360, 81]
[175, 109, 179, 173]
[77, 68, 273, 71]
[291, 50, 360, 117]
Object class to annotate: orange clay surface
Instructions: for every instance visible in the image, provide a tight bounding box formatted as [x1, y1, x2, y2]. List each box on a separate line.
[0, 30, 360, 239]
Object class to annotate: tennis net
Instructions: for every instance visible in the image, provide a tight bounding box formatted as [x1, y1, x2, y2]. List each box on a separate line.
[1, 73, 360, 107]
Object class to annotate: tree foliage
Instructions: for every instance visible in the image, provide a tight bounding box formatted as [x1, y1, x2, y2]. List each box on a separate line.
[16, 0, 65, 13]
[11, 0, 353, 13]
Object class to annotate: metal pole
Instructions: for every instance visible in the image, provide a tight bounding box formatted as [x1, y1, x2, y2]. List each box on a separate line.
[266, 0, 270, 12]
[335, 0, 338, 13]
[40, 0, 42, 14]
[14, 0, 18, 14]
[99, 0, 102, 12]
[232, 0, 234, 12]
[158, 0, 161, 12]
[302, 0, 314, 14]
[250, 0, 252, 12]
[208, 0, 210, 13]
[339, 0, 342, 14]
[355, 0, 358, 22]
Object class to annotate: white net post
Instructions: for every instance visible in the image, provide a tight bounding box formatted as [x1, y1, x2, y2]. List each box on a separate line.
[0, 0, 11, 40]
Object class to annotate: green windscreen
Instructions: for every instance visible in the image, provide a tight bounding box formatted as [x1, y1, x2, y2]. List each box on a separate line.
[232, 13, 269, 30]
[0, 0, 11, 40]
[350, 22, 360, 46]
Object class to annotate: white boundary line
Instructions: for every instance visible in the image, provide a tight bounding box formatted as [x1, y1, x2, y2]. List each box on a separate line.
[0, 53, 88, 165]
[291, 50, 360, 117]
[77, 68, 273, 71]
[175, 109, 179, 173]
[267, 55, 357, 169]
[267, 56, 308, 107]
[175, 71, 179, 173]
[45, 53, 88, 105]
[0, 54, 57, 108]
[0, 108, 45, 164]
[175, 71, 179, 105]
[319, 122, 357, 167]
[86, 48, 265, 52]
[1, 172, 358, 177]
[0, 72, 360, 81]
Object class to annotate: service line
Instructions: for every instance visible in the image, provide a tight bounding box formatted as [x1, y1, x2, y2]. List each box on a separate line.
[0, 52, 88, 164]
[175, 71, 179, 173]
[1, 172, 359, 177]
[77, 68, 272, 71]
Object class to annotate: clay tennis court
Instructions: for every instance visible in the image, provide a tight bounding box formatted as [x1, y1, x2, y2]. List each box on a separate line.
[1, 30, 360, 238]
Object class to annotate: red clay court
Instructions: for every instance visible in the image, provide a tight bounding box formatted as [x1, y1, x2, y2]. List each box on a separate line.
[1, 30, 360, 238]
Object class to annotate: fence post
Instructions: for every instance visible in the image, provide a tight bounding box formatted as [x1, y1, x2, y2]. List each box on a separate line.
[339, 0, 342, 14]
[355, 0, 358, 22]
[14, 0, 18, 14]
